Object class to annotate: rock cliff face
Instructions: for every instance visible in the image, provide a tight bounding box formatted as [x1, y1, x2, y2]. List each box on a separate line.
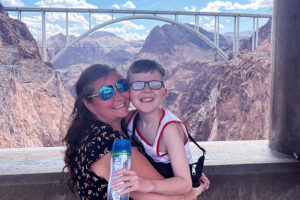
[163, 54, 271, 141]
[0, 3, 74, 148]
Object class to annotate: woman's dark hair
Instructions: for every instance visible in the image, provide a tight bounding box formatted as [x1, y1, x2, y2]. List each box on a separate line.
[62, 64, 116, 191]
[127, 59, 165, 81]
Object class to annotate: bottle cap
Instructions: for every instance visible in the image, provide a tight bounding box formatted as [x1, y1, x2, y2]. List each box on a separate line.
[111, 139, 132, 155]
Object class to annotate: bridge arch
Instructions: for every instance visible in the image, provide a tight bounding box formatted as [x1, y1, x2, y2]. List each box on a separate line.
[51, 15, 229, 63]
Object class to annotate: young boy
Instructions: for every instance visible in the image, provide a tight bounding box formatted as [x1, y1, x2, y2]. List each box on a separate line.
[125, 59, 194, 194]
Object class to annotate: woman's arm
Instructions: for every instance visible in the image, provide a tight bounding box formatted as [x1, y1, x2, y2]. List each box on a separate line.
[91, 147, 202, 200]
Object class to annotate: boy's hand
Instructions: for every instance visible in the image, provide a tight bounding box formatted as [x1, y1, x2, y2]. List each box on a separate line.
[200, 173, 210, 190]
[111, 168, 154, 195]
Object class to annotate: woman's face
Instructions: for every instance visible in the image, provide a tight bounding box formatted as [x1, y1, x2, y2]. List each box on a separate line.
[86, 72, 130, 125]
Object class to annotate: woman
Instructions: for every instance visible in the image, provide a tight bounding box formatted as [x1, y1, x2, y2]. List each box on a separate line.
[63, 64, 209, 200]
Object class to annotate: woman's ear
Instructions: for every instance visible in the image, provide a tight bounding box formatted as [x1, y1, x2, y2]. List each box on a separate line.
[82, 98, 93, 112]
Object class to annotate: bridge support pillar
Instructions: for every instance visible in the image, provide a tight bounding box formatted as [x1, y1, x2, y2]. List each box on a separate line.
[269, 0, 300, 156]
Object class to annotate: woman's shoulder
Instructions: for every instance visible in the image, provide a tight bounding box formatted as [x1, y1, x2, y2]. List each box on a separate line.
[80, 120, 128, 148]
[77, 120, 129, 165]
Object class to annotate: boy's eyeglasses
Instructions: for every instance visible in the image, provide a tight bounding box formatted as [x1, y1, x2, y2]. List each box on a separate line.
[130, 81, 164, 90]
[87, 79, 129, 101]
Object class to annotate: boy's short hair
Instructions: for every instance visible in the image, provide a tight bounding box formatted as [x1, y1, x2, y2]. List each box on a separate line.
[127, 59, 165, 81]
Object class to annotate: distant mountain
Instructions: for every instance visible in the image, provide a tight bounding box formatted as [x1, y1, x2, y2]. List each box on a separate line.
[223, 31, 253, 43]
[223, 19, 272, 55]
[0, 3, 73, 148]
[47, 31, 143, 69]
[136, 24, 228, 71]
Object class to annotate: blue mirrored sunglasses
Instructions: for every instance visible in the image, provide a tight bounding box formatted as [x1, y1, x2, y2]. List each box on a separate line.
[87, 79, 129, 101]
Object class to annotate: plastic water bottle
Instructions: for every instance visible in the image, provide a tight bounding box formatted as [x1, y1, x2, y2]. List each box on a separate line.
[107, 139, 132, 200]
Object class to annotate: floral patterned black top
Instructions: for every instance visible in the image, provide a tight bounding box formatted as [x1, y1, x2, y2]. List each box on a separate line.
[73, 120, 130, 200]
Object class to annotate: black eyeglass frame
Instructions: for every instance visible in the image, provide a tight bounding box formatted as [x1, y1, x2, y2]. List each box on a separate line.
[129, 80, 164, 91]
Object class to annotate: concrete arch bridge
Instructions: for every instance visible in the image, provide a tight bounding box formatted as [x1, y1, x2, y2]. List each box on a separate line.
[4, 7, 272, 63]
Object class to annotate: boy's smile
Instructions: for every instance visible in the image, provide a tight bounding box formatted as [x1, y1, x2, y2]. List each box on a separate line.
[140, 97, 154, 102]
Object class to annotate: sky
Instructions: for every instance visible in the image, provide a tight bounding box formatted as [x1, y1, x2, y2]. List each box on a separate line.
[0, 0, 273, 41]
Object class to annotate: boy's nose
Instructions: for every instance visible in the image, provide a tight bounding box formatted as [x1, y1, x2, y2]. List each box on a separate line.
[143, 83, 152, 92]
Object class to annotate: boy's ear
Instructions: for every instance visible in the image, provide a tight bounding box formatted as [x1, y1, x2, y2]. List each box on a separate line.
[163, 88, 168, 97]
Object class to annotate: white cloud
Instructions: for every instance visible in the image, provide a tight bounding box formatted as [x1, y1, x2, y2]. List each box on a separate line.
[249, 0, 273, 9]
[21, 12, 90, 40]
[21, 15, 65, 39]
[46, 12, 88, 26]
[120, 21, 145, 30]
[121, 32, 147, 41]
[92, 14, 112, 24]
[200, 0, 273, 12]
[35, 0, 97, 8]
[184, 6, 197, 12]
[112, 4, 120, 9]
[46, 23, 65, 37]
[1, 0, 24, 6]
[113, 1, 136, 9]
[102, 26, 146, 41]
[99, 21, 145, 40]
[203, 19, 225, 31]
[122, 1, 136, 9]
[22, 16, 43, 39]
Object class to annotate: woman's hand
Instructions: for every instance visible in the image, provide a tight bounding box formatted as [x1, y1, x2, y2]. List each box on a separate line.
[111, 168, 154, 195]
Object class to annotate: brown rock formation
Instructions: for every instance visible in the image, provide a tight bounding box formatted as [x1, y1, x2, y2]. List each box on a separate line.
[163, 54, 271, 141]
[0, 3, 74, 148]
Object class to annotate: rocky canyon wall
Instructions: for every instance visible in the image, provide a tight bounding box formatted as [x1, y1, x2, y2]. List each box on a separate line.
[0, 3, 74, 148]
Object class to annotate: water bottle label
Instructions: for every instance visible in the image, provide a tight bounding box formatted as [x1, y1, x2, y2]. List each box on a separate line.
[107, 139, 132, 200]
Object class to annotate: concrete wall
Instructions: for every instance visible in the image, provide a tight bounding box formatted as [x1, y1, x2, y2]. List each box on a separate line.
[202, 163, 300, 200]
[1, 141, 300, 200]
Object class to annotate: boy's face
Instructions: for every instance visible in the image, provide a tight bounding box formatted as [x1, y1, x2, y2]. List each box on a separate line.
[129, 70, 167, 114]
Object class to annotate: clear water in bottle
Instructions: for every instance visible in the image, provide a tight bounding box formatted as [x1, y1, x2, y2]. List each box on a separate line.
[107, 139, 132, 200]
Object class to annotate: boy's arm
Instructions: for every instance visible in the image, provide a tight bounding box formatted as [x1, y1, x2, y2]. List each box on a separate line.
[118, 123, 192, 196]
[156, 122, 193, 194]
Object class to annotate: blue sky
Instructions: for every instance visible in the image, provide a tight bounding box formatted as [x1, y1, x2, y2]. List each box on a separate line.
[1, 0, 272, 41]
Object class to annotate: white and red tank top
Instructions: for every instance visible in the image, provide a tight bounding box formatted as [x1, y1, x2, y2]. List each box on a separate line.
[127, 109, 193, 164]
